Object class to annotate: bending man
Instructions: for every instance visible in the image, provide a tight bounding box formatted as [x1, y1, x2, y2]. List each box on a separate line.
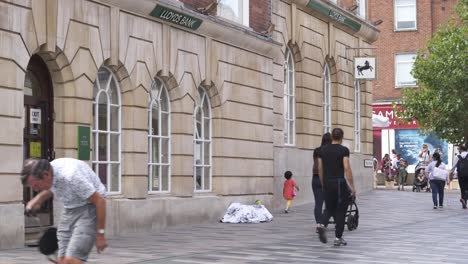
[21, 158, 107, 264]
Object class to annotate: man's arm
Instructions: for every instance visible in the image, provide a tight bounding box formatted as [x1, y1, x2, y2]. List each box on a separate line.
[88, 192, 107, 253]
[343, 157, 356, 195]
[25, 190, 53, 214]
[318, 158, 324, 187]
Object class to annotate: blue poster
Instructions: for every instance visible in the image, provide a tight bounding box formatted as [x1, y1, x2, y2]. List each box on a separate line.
[395, 129, 448, 166]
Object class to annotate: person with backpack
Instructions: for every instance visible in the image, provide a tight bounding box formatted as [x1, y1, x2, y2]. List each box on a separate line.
[450, 144, 468, 209]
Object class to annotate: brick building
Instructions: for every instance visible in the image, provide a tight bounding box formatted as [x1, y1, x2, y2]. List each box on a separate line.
[0, 0, 378, 248]
[366, 0, 458, 168]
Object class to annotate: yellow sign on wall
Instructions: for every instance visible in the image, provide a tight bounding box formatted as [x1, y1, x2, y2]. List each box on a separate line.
[30, 142, 41, 158]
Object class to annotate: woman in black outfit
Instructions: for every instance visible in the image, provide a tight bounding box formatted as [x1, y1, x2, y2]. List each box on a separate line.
[312, 132, 332, 232]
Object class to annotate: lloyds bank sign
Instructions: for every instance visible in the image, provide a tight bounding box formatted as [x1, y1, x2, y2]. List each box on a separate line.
[150, 5, 203, 30]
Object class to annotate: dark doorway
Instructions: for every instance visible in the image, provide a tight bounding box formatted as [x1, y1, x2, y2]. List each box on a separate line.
[23, 54, 54, 228]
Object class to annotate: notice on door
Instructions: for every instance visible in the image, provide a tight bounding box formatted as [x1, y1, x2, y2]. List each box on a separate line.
[30, 142, 41, 158]
[30, 108, 41, 124]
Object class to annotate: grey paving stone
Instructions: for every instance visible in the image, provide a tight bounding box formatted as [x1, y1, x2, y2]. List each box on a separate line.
[1, 190, 468, 264]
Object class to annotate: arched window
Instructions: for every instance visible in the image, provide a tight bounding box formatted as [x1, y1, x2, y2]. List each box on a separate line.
[92, 67, 121, 193]
[148, 78, 171, 192]
[284, 47, 295, 145]
[354, 80, 361, 152]
[323, 63, 331, 133]
[194, 87, 212, 191]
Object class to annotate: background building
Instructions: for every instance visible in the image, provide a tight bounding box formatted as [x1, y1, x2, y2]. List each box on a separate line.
[0, 0, 378, 249]
[368, 0, 458, 170]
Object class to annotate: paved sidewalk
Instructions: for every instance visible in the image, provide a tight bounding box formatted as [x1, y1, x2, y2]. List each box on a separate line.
[1, 190, 468, 264]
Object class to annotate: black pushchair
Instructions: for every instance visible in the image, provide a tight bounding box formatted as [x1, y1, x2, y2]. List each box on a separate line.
[329, 196, 359, 231]
[346, 197, 359, 231]
[413, 162, 429, 192]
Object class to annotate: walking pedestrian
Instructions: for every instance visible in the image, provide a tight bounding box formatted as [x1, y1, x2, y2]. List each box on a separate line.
[283, 170, 299, 213]
[450, 144, 468, 209]
[425, 152, 449, 209]
[21, 158, 108, 264]
[317, 128, 356, 246]
[397, 157, 408, 191]
[312, 132, 332, 232]
[382, 154, 391, 181]
[418, 144, 432, 192]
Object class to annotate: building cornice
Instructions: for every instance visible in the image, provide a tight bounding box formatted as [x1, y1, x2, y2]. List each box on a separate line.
[292, 0, 380, 43]
[97, 0, 281, 58]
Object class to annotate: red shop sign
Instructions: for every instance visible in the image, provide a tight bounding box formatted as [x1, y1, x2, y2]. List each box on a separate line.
[372, 104, 418, 129]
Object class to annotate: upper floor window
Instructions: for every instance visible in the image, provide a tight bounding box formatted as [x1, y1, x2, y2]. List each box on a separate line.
[148, 78, 171, 192]
[394, 0, 417, 31]
[194, 87, 212, 192]
[284, 47, 295, 146]
[354, 80, 361, 152]
[218, 0, 249, 27]
[323, 63, 331, 133]
[92, 67, 121, 193]
[395, 53, 417, 87]
[357, 0, 366, 19]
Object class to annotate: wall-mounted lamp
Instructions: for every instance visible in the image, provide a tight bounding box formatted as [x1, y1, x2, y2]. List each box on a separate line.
[197, 1, 218, 15]
[372, 19, 383, 26]
[261, 23, 275, 36]
[348, 5, 358, 12]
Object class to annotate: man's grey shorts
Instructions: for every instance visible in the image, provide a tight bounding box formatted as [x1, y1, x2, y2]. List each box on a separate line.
[57, 204, 96, 261]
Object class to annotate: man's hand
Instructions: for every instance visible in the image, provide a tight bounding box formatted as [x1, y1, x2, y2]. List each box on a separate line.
[25, 201, 41, 216]
[96, 234, 108, 253]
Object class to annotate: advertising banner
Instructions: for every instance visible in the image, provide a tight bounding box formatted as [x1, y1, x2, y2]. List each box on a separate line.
[395, 129, 448, 166]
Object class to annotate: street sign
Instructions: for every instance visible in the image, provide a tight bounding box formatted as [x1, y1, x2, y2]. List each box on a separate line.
[354, 57, 376, 80]
[78, 125, 91, 160]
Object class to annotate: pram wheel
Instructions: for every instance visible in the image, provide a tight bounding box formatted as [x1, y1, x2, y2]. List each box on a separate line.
[346, 201, 359, 231]
[347, 214, 359, 231]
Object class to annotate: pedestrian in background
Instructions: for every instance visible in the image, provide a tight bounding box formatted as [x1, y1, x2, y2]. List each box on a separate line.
[317, 128, 356, 246]
[312, 132, 332, 232]
[425, 152, 449, 209]
[21, 158, 108, 264]
[283, 171, 299, 213]
[419, 144, 432, 192]
[382, 154, 391, 181]
[451, 144, 468, 209]
[397, 157, 408, 191]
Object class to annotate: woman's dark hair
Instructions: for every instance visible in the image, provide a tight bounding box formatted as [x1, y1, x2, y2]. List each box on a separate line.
[321, 132, 332, 147]
[433, 152, 442, 167]
[331, 128, 344, 141]
[460, 143, 468, 152]
[284, 170, 293, 180]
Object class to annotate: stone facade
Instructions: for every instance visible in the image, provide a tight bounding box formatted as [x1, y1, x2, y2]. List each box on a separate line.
[0, 0, 378, 248]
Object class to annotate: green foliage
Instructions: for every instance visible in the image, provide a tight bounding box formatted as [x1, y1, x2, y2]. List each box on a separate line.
[394, 0, 468, 144]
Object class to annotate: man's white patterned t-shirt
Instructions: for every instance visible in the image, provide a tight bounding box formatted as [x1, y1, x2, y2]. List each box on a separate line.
[50, 158, 106, 209]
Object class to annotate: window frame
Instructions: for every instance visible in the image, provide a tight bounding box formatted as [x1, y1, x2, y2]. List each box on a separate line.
[354, 80, 361, 153]
[217, 0, 250, 27]
[148, 78, 171, 193]
[193, 87, 212, 192]
[394, 0, 417, 31]
[92, 66, 122, 194]
[395, 53, 417, 87]
[357, 0, 366, 19]
[323, 63, 332, 133]
[283, 47, 296, 146]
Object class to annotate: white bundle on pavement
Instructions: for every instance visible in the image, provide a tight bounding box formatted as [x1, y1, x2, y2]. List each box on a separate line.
[220, 202, 273, 223]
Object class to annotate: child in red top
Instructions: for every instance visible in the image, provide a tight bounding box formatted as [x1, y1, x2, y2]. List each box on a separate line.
[283, 171, 300, 213]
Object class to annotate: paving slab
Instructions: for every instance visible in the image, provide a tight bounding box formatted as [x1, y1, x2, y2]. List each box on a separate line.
[1, 190, 467, 264]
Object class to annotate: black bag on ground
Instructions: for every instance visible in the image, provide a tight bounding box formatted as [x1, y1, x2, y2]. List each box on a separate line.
[38, 227, 58, 255]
